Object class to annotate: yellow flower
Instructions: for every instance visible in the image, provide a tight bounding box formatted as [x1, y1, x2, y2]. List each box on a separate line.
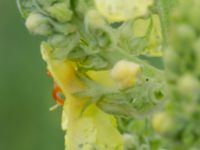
[95, 0, 153, 22]
[41, 42, 124, 150]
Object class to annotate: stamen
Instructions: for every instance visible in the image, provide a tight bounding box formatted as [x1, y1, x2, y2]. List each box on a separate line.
[49, 103, 60, 111]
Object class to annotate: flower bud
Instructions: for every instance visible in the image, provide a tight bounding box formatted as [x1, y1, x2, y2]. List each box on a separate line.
[177, 74, 199, 97]
[152, 112, 173, 135]
[25, 12, 52, 35]
[48, 34, 67, 47]
[169, 24, 196, 50]
[123, 133, 138, 149]
[85, 10, 106, 30]
[46, 2, 73, 23]
[110, 60, 141, 89]
[95, 0, 153, 22]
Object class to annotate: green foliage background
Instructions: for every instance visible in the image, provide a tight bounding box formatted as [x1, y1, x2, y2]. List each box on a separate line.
[0, 1, 64, 150]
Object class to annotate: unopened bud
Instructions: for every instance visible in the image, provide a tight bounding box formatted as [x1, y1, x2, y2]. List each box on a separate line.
[95, 0, 153, 22]
[123, 133, 138, 149]
[85, 10, 106, 29]
[46, 2, 73, 23]
[177, 74, 199, 97]
[110, 60, 141, 89]
[152, 112, 172, 135]
[25, 12, 52, 35]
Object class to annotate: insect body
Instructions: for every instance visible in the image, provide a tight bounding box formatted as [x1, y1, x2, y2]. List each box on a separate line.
[52, 83, 64, 106]
[48, 70, 65, 106]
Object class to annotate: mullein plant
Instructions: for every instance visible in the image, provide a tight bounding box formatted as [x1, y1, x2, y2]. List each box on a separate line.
[17, 0, 200, 149]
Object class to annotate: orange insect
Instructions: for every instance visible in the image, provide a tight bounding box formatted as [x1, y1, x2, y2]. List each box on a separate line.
[47, 70, 65, 106]
[52, 83, 65, 106]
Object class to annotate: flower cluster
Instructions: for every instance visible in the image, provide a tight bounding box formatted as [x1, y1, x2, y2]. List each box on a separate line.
[17, 0, 200, 149]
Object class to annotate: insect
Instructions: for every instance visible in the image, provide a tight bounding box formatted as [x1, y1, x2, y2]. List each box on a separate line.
[52, 83, 65, 106]
[48, 71, 65, 106]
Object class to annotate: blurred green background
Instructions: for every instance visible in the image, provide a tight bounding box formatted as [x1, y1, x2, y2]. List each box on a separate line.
[0, 1, 64, 150]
